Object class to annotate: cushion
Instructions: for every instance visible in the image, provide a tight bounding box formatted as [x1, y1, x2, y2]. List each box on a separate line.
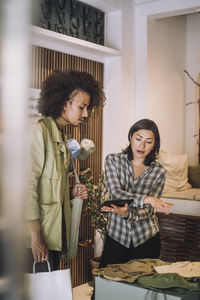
[158, 150, 192, 192]
[161, 189, 196, 200]
[195, 191, 200, 201]
[188, 165, 200, 188]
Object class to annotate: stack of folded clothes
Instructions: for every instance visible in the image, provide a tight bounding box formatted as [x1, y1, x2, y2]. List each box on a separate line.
[93, 259, 200, 295]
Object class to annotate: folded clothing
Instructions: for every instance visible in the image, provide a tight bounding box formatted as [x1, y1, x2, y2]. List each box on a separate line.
[137, 273, 200, 294]
[154, 261, 200, 278]
[93, 258, 200, 295]
[93, 258, 167, 283]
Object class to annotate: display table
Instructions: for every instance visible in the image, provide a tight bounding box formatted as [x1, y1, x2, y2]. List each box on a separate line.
[94, 276, 200, 300]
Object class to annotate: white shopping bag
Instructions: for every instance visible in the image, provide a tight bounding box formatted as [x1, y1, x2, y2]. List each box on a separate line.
[25, 262, 73, 300]
[66, 139, 94, 259]
[67, 159, 83, 259]
[67, 196, 83, 258]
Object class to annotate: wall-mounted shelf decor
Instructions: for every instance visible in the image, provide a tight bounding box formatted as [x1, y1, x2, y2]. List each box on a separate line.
[29, 25, 121, 62]
[32, 0, 105, 46]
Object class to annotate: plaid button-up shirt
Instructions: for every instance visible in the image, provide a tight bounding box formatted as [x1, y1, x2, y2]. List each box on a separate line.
[105, 153, 166, 248]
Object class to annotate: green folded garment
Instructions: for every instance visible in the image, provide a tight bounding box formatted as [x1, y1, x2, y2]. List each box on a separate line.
[137, 273, 200, 295]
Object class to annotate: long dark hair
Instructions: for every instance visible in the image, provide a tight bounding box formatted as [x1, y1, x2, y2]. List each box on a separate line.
[123, 119, 160, 165]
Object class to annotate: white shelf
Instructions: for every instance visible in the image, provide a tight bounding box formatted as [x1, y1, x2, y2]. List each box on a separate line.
[29, 25, 121, 62]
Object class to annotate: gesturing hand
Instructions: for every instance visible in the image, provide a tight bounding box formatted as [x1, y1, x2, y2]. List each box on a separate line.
[144, 196, 174, 215]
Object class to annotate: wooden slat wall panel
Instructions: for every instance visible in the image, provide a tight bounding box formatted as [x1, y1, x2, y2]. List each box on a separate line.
[30, 46, 104, 287]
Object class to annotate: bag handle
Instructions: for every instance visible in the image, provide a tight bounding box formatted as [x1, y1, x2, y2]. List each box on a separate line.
[33, 261, 51, 273]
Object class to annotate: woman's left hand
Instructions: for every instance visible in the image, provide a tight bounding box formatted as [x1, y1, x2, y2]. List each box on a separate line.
[101, 203, 129, 217]
[71, 184, 88, 200]
[144, 196, 174, 214]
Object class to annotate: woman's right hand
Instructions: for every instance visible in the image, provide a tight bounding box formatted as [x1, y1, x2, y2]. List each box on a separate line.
[101, 203, 129, 217]
[31, 230, 49, 263]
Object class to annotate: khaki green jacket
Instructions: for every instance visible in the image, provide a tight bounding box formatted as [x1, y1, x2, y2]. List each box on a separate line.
[25, 116, 71, 252]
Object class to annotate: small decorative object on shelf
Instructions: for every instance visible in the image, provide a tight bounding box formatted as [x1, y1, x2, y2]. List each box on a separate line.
[32, 0, 104, 45]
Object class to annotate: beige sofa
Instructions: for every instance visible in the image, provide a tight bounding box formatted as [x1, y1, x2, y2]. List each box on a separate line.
[157, 151, 200, 262]
[158, 150, 200, 216]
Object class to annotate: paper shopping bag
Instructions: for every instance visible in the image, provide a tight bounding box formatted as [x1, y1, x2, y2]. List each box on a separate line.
[67, 196, 83, 258]
[25, 262, 73, 300]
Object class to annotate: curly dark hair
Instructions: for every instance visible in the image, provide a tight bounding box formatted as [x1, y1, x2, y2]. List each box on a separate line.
[122, 119, 160, 165]
[38, 70, 106, 118]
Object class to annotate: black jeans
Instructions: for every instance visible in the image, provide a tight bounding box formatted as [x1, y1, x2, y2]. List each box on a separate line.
[91, 234, 161, 299]
[99, 233, 161, 268]
[24, 248, 61, 273]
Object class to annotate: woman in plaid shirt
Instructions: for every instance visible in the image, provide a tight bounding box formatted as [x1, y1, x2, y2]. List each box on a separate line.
[100, 119, 173, 267]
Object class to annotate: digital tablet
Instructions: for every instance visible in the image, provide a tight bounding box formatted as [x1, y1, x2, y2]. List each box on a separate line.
[101, 200, 133, 207]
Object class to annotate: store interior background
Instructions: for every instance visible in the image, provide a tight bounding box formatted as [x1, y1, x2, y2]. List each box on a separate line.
[0, 0, 200, 299]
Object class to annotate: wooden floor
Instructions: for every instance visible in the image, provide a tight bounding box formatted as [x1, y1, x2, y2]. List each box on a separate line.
[73, 282, 93, 300]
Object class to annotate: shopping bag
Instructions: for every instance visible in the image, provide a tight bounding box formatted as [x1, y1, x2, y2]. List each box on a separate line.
[67, 159, 83, 259]
[66, 138, 94, 259]
[25, 261, 73, 300]
[67, 196, 83, 258]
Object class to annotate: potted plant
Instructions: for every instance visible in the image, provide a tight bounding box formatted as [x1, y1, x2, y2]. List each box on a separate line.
[80, 170, 109, 278]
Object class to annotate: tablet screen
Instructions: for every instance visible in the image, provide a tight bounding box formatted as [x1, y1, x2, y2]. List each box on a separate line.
[101, 200, 133, 207]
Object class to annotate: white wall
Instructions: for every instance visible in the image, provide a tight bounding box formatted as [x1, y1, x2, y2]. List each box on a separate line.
[147, 15, 186, 153]
[134, 0, 200, 165]
[103, 10, 135, 160]
[147, 12, 200, 162]
[81, 1, 136, 161]
[185, 13, 200, 165]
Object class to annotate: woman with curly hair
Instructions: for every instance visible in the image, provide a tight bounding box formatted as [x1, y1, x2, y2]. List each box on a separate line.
[25, 70, 105, 272]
